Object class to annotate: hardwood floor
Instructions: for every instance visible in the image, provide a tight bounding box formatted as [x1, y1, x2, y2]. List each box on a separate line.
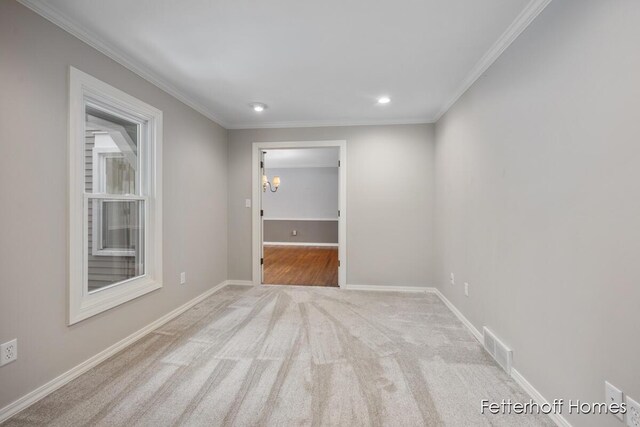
[263, 245, 338, 287]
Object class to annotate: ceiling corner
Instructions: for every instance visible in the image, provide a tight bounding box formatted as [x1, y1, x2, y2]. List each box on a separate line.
[16, 0, 232, 128]
[432, 0, 553, 122]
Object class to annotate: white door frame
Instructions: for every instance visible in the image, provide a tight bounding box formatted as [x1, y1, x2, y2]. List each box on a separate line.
[252, 140, 347, 287]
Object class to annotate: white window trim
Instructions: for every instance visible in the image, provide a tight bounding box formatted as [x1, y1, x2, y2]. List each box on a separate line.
[69, 66, 163, 325]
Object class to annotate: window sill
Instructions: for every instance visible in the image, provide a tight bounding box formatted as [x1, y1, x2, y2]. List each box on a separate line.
[69, 276, 162, 325]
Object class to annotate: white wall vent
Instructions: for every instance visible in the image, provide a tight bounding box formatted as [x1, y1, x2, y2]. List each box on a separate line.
[483, 327, 513, 374]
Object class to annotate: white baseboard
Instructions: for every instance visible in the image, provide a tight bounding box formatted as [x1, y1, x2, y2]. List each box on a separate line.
[430, 288, 483, 342]
[1, 280, 571, 427]
[511, 369, 572, 427]
[225, 280, 255, 286]
[0, 280, 231, 424]
[430, 287, 571, 427]
[344, 284, 436, 293]
[264, 242, 339, 247]
[263, 218, 338, 222]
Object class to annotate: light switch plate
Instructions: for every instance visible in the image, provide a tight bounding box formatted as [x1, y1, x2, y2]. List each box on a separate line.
[605, 381, 624, 421]
[450, 273, 455, 285]
[464, 282, 469, 297]
[245, 199, 251, 208]
[180, 272, 186, 285]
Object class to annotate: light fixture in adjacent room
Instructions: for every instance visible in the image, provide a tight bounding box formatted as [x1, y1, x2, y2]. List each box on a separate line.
[377, 96, 391, 104]
[251, 102, 267, 112]
[262, 174, 280, 192]
[261, 152, 280, 192]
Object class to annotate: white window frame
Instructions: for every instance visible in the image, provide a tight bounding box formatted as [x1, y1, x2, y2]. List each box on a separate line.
[69, 67, 163, 325]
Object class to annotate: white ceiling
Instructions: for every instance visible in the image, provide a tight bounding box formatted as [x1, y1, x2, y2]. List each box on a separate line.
[264, 148, 339, 169]
[20, 0, 550, 129]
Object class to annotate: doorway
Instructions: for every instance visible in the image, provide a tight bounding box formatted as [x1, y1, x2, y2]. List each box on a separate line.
[252, 141, 346, 287]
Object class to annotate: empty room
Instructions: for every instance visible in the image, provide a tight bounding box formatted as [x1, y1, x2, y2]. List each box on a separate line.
[0, 1, 638, 426]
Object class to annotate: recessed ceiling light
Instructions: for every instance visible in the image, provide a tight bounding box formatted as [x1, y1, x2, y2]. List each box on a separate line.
[251, 102, 267, 112]
[377, 96, 391, 104]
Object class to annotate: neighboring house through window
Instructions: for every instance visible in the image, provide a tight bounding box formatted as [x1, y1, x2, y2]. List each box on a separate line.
[90, 130, 137, 257]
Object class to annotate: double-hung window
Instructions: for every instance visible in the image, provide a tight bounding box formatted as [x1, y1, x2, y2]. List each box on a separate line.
[69, 67, 162, 324]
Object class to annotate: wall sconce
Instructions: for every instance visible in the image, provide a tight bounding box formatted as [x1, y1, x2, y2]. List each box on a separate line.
[262, 151, 280, 192]
[262, 174, 280, 192]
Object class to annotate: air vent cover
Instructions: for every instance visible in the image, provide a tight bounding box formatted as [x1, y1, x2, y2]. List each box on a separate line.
[483, 327, 512, 374]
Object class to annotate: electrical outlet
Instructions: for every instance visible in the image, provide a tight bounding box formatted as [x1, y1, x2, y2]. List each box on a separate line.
[180, 272, 186, 285]
[450, 273, 455, 285]
[605, 381, 624, 421]
[245, 199, 251, 208]
[0, 339, 18, 366]
[464, 282, 469, 297]
[627, 396, 640, 427]
[292, 230, 297, 236]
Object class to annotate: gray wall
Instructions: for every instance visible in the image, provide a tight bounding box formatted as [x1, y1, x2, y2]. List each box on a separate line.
[0, 1, 228, 411]
[228, 124, 435, 285]
[262, 167, 338, 219]
[434, 1, 640, 426]
[263, 220, 338, 244]
[262, 166, 339, 244]
[7, 1, 636, 422]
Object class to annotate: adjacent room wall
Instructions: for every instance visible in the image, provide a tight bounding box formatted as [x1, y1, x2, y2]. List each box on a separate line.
[262, 166, 338, 244]
[228, 124, 435, 286]
[263, 220, 338, 245]
[0, 1, 228, 411]
[262, 167, 339, 219]
[434, 1, 640, 426]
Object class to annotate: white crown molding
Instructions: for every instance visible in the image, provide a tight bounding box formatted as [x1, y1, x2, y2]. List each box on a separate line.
[226, 117, 432, 130]
[432, 0, 553, 122]
[16, 0, 231, 128]
[18, 0, 550, 130]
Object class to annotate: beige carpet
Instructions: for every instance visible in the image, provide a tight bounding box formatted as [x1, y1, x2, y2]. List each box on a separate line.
[4, 285, 553, 426]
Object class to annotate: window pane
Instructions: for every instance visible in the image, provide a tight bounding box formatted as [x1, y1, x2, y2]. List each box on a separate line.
[105, 156, 136, 194]
[87, 199, 145, 293]
[102, 201, 139, 250]
[85, 105, 140, 195]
